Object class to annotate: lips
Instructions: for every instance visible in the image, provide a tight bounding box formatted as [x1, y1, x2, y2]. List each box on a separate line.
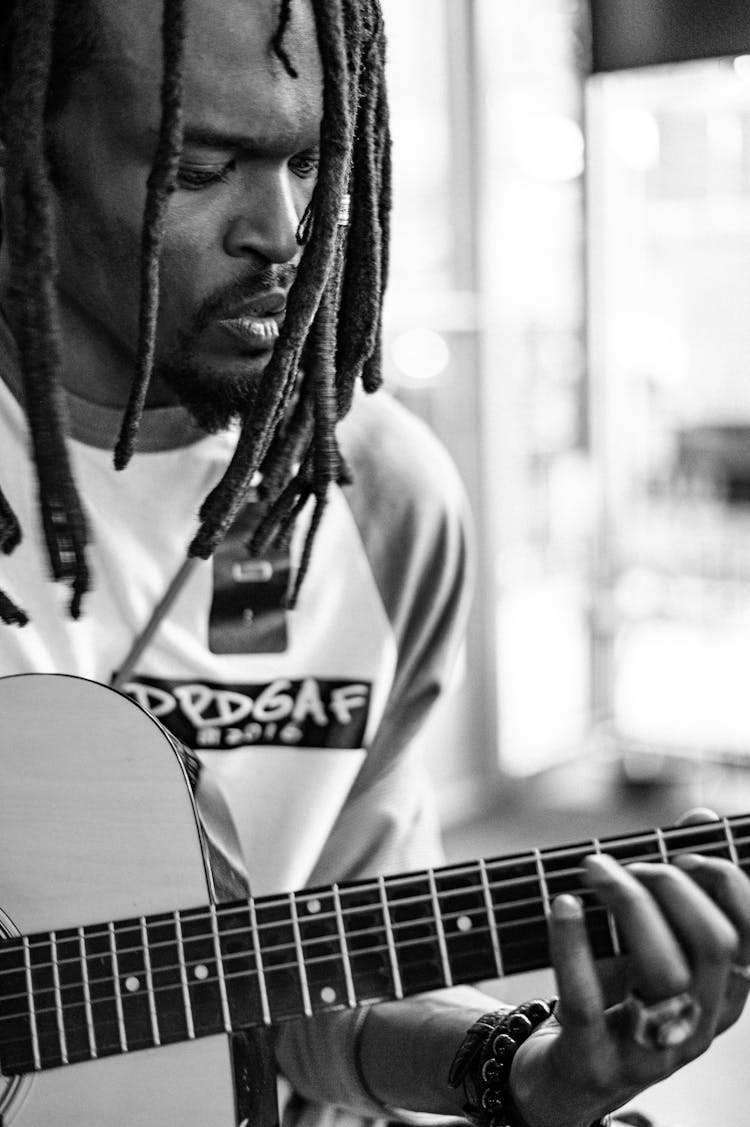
[216, 289, 287, 349]
[223, 290, 287, 320]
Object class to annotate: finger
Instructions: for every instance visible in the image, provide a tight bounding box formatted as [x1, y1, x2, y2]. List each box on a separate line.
[628, 860, 738, 1036]
[672, 853, 750, 1028]
[584, 855, 691, 1002]
[548, 894, 606, 1040]
[672, 853, 750, 960]
[674, 807, 720, 827]
[629, 860, 739, 970]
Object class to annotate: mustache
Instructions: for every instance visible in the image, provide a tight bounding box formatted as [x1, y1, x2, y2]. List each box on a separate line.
[193, 264, 297, 331]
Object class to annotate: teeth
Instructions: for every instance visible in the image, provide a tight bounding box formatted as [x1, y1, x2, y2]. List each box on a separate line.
[236, 316, 280, 340]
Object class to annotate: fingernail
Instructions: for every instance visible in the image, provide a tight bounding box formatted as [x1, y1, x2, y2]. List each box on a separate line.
[584, 853, 620, 880]
[673, 853, 702, 870]
[552, 894, 583, 920]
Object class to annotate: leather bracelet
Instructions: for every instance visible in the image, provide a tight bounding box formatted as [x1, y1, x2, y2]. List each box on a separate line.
[448, 998, 611, 1127]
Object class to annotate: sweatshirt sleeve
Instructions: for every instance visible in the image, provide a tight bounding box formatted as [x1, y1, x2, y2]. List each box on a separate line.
[274, 393, 497, 1119]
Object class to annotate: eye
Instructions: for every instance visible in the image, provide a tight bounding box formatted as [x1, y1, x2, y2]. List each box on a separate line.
[176, 160, 236, 191]
[289, 152, 320, 180]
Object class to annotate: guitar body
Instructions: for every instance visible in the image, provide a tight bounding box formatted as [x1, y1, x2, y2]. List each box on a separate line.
[0, 674, 238, 1126]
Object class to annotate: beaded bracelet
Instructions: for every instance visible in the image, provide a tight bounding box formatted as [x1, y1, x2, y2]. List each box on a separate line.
[448, 999, 611, 1127]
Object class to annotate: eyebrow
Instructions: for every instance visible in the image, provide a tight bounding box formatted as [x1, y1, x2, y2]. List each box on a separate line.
[180, 125, 319, 153]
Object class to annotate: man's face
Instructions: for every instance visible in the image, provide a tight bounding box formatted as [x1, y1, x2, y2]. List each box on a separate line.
[43, 0, 323, 428]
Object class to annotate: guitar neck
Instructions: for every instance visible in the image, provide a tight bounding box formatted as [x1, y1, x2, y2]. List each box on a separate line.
[3, 812, 750, 1075]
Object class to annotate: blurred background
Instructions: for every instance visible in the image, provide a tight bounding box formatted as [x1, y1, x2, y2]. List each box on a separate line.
[378, 2, 750, 1122]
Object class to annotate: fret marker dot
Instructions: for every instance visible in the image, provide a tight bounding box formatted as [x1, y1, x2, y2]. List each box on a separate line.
[307, 899, 322, 915]
[457, 915, 473, 933]
[194, 964, 209, 981]
[125, 976, 140, 993]
[320, 986, 337, 1004]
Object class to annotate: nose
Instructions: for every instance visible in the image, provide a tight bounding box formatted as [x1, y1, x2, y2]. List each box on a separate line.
[223, 165, 302, 266]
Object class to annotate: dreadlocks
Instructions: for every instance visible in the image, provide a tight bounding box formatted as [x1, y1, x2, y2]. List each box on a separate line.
[0, 0, 391, 624]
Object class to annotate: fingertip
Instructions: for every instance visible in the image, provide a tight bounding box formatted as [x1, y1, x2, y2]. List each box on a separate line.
[672, 852, 703, 871]
[552, 893, 584, 921]
[675, 806, 720, 827]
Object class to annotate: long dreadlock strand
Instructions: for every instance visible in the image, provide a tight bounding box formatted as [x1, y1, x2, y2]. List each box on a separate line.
[286, 278, 340, 605]
[5, 0, 90, 619]
[272, 0, 299, 79]
[189, 0, 356, 560]
[362, 40, 391, 394]
[114, 0, 187, 470]
[250, 445, 314, 557]
[334, 5, 385, 411]
[252, 207, 345, 533]
[255, 391, 315, 504]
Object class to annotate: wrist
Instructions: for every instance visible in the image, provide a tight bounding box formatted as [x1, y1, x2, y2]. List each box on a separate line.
[510, 1042, 611, 1127]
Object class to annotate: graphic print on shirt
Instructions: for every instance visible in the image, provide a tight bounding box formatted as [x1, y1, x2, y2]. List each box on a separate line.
[123, 674, 372, 751]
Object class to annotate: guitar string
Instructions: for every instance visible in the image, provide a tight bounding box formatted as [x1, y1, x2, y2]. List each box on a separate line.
[5, 829, 748, 996]
[0, 837, 747, 1026]
[0, 907, 614, 1059]
[3, 830, 749, 996]
[14, 815, 748, 955]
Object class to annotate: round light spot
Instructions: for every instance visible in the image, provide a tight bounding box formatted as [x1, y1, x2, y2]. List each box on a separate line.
[320, 986, 337, 1005]
[194, 964, 210, 981]
[391, 329, 451, 385]
[457, 915, 473, 933]
[306, 899, 322, 915]
[124, 976, 140, 993]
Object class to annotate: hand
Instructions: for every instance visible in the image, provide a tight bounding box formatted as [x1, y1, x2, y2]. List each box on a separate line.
[509, 841, 750, 1127]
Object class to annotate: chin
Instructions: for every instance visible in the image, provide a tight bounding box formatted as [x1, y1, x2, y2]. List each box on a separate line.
[156, 354, 268, 433]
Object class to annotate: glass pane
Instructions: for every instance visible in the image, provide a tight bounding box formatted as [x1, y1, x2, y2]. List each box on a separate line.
[588, 56, 750, 762]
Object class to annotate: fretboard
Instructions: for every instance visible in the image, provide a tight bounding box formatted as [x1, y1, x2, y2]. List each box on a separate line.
[2, 813, 749, 1075]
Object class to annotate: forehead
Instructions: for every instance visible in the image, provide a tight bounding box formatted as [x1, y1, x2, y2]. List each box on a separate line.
[88, 0, 322, 140]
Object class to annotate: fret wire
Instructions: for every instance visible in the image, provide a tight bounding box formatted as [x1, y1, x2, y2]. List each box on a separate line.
[108, 922, 128, 1053]
[428, 869, 453, 987]
[22, 936, 41, 1070]
[0, 891, 643, 1035]
[593, 839, 621, 956]
[209, 904, 233, 1033]
[249, 897, 272, 1026]
[723, 816, 740, 867]
[289, 892, 313, 1017]
[378, 874, 403, 1000]
[139, 917, 160, 1047]
[49, 932, 69, 1065]
[479, 859, 503, 977]
[174, 911, 196, 1040]
[78, 927, 97, 1059]
[0, 884, 600, 1009]
[533, 850, 551, 919]
[655, 827, 669, 864]
[332, 884, 357, 1007]
[2, 899, 571, 1015]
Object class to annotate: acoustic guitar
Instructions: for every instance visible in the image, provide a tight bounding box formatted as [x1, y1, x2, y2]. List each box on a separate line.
[1, 674, 748, 1125]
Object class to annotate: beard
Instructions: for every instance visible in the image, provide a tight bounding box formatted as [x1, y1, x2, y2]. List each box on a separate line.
[154, 263, 297, 433]
[154, 355, 262, 433]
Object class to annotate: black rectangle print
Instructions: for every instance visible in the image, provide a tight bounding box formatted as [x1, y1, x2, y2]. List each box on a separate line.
[123, 676, 372, 751]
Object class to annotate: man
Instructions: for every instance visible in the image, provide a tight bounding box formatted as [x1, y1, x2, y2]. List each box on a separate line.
[0, 2, 749, 1127]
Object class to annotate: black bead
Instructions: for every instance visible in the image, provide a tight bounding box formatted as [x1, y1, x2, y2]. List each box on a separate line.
[481, 1088, 505, 1114]
[481, 1056, 507, 1085]
[524, 1000, 552, 1024]
[506, 1013, 533, 1041]
[491, 1032, 516, 1058]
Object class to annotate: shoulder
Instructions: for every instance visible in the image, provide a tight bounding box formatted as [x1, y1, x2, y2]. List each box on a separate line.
[336, 388, 472, 636]
[337, 388, 467, 535]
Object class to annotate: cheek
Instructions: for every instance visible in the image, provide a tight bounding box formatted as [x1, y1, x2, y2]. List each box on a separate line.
[53, 164, 146, 323]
